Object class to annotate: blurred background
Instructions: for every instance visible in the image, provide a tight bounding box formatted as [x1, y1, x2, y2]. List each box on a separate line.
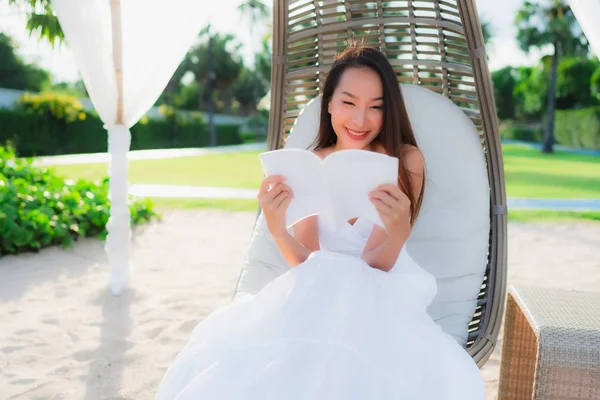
[0, 0, 598, 251]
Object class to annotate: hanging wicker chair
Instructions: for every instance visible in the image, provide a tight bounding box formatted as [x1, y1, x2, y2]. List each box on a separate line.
[233, 0, 507, 369]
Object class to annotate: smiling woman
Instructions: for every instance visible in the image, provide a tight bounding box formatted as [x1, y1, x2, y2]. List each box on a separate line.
[312, 44, 424, 225]
[327, 68, 384, 146]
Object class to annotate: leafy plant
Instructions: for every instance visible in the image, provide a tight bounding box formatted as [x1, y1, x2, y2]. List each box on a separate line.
[0, 145, 158, 255]
[16, 92, 86, 123]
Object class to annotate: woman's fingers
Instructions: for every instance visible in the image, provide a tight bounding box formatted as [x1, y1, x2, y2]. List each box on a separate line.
[371, 198, 393, 217]
[258, 175, 284, 198]
[371, 187, 410, 226]
[258, 178, 293, 206]
[267, 183, 292, 204]
[369, 190, 395, 209]
[271, 188, 292, 208]
[276, 192, 292, 209]
[374, 183, 410, 203]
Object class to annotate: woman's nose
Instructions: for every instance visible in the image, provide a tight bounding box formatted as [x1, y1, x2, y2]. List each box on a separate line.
[352, 108, 367, 127]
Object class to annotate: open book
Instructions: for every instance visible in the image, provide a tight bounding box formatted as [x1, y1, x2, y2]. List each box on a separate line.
[259, 148, 399, 231]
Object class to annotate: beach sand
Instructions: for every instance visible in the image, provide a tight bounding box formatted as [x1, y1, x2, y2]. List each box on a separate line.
[1, 210, 599, 399]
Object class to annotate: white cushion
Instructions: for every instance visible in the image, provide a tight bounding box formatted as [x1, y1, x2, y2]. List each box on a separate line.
[234, 84, 490, 346]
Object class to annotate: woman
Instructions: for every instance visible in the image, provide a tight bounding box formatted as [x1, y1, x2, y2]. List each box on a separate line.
[155, 43, 485, 399]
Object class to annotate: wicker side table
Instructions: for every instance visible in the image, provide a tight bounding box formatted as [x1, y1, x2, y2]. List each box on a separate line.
[498, 285, 600, 399]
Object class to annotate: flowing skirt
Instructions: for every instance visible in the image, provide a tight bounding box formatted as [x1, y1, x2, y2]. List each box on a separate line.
[155, 250, 484, 399]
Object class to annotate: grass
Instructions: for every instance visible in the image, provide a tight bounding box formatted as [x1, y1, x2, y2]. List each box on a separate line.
[151, 198, 258, 212]
[47, 144, 600, 222]
[502, 144, 600, 198]
[507, 210, 600, 223]
[50, 151, 264, 189]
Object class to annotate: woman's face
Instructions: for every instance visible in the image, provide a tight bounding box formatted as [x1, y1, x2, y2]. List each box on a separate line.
[328, 66, 384, 150]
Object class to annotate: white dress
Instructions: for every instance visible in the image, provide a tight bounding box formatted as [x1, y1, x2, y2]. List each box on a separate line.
[155, 217, 485, 399]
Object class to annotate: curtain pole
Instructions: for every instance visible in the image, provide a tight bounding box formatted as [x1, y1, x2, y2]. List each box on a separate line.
[111, 0, 124, 124]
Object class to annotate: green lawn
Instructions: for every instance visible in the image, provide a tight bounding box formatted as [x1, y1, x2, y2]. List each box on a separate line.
[502, 145, 600, 198]
[49, 145, 600, 198]
[507, 210, 600, 223]
[50, 151, 264, 189]
[47, 145, 600, 222]
[151, 198, 258, 212]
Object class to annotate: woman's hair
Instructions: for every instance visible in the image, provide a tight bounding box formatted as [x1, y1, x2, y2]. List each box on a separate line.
[313, 41, 424, 225]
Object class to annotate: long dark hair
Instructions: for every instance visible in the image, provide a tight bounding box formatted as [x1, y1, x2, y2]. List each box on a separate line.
[313, 42, 424, 225]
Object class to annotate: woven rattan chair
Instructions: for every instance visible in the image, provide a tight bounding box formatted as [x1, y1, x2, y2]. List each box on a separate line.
[234, 0, 507, 368]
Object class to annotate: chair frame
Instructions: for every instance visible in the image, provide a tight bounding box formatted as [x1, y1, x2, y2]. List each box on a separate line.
[264, 0, 507, 367]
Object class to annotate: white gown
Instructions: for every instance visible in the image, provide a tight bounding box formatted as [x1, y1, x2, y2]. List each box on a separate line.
[155, 217, 485, 399]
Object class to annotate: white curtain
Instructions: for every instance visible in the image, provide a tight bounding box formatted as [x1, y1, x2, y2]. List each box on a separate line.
[568, 0, 600, 57]
[52, 0, 204, 295]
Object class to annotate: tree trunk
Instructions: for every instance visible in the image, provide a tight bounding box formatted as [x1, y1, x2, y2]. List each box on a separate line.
[206, 28, 217, 147]
[197, 80, 205, 110]
[542, 41, 560, 154]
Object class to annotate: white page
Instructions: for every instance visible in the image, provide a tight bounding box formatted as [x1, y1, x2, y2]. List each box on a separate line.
[323, 150, 399, 230]
[259, 149, 330, 228]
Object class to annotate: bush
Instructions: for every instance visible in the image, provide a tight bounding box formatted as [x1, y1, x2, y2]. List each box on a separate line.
[245, 110, 269, 137]
[555, 107, 600, 150]
[0, 144, 158, 256]
[213, 124, 244, 146]
[0, 108, 107, 156]
[499, 121, 543, 143]
[17, 92, 86, 123]
[0, 94, 243, 157]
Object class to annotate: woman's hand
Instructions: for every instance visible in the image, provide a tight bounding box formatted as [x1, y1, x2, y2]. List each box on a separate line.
[369, 183, 411, 236]
[257, 175, 294, 237]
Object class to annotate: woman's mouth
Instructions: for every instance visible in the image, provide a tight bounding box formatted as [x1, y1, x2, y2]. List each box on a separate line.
[345, 127, 368, 140]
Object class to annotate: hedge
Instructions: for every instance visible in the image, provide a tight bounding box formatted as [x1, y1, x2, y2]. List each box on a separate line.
[499, 121, 543, 143]
[555, 107, 600, 150]
[0, 108, 243, 157]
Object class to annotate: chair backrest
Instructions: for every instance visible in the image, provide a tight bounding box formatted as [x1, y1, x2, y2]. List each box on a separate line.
[236, 0, 508, 368]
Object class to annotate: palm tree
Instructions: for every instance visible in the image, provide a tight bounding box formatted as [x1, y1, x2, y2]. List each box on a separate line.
[237, 0, 270, 36]
[515, 0, 588, 153]
[188, 28, 243, 107]
[185, 25, 243, 145]
[7, 0, 64, 46]
[237, 0, 270, 112]
[480, 18, 493, 47]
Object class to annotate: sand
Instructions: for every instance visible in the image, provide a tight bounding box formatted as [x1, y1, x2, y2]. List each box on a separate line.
[1, 210, 599, 399]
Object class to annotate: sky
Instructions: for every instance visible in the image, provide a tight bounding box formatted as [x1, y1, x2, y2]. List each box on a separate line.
[0, 0, 546, 83]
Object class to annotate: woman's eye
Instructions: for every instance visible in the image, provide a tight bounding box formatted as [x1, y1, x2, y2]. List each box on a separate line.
[343, 101, 354, 106]
[372, 105, 383, 110]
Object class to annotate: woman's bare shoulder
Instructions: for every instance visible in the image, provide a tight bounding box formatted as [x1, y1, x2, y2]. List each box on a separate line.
[400, 144, 425, 174]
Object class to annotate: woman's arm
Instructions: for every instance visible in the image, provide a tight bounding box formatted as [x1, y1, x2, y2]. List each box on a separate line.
[273, 216, 320, 268]
[273, 149, 327, 267]
[361, 226, 410, 272]
[361, 146, 425, 272]
[257, 175, 319, 268]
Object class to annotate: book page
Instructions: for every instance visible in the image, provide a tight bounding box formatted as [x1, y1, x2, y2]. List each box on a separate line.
[323, 150, 399, 230]
[259, 149, 330, 228]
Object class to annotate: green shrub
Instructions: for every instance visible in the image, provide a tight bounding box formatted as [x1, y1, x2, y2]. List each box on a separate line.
[214, 124, 244, 146]
[499, 121, 543, 143]
[17, 92, 86, 123]
[0, 144, 158, 256]
[555, 107, 600, 150]
[245, 110, 269, 139]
